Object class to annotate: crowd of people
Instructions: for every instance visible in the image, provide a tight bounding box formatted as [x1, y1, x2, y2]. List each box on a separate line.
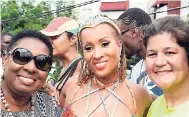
[1, 7, 189, 117]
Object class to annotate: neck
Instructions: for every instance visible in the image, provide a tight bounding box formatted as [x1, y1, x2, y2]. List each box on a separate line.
[1, 82, 32, 111]
[94, 69, 119, 86]
[138, 45, 146, 59]
[164, 78, 189, 108]
[58, 50, 81, 67]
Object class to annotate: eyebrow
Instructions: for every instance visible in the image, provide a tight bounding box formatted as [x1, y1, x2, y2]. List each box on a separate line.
[147, 47, 176, 52]
[83, 36, 109, 44]
[99, 37, 110, 41]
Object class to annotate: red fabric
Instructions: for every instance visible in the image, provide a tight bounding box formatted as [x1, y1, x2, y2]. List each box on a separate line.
[100, 1, 128, 11]
[62, 106, 75, 117]
[44, 17, 72, 32]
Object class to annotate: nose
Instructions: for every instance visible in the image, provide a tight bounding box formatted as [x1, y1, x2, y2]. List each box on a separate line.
[93, 47, 103, 59]
[155, 53, 167, 67]
[23, 59, 37, 73]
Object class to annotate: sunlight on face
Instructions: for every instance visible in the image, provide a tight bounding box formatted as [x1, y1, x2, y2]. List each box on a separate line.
[145, 32, 189, 90]
[80, 23, 122, 78]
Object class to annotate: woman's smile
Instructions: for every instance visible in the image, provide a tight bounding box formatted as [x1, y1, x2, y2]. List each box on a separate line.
[94, 61, 107, 70]
[18, 75, 36, 85]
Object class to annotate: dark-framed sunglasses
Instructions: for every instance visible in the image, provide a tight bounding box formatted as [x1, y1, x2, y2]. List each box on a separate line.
[121, 29, 130, 36]
[8, 48, 52, 71]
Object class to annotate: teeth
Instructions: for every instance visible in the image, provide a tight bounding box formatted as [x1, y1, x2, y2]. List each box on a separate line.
[96, 62, 106, 67]
[156, 71, 171, 75]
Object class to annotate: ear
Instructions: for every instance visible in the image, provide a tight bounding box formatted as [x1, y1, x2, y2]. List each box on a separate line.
[131, 28, 137, 38]
[117, 40, 122, 54]
[2, 55, 8, 70]
[70, 35, 77, 46]
[118, 39, 122, 47]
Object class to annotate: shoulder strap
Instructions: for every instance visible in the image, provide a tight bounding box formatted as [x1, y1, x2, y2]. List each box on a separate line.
[55, 57, 83, 92]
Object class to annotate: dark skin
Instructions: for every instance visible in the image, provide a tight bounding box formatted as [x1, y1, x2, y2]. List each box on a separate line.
[1, 38, 50, 112]
[60, 23, 153, 117]
[1, 34, 12, 51]
[1, 34, 12, 57]
[117, 21, 157, 101]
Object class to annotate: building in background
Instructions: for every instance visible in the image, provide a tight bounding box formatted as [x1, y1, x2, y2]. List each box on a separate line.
[100, 0, 129, 20]
[151, 0, 189, 20]
[76, 0, 101, 24]
[76, 0, 189, 23]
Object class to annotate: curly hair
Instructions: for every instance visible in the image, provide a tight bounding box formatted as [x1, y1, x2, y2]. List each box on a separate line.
[77, 45, 127, 86]
[77, 28, 127, 86]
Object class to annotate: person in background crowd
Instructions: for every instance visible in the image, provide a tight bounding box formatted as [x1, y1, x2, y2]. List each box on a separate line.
[41, 17, 82, 92]
[0, 30, 63, 117]
[1, 32, 13, 56]
[116, 8, 163, 97]
[144, 16, 189, 117]
[0, 23, 4, 80]
[60, 15, 152, 117]
[0, 32, 13, 82]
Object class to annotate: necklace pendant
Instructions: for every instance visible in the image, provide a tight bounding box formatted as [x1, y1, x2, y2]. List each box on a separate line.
[132, 115, 137, 117]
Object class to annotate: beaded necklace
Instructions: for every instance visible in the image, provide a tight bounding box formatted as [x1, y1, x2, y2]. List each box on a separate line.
[0, 87, 35, 117]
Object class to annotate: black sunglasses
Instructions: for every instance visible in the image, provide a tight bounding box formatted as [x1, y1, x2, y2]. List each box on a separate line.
[121, 29, 130, 36]
[8, 48, 52, 71]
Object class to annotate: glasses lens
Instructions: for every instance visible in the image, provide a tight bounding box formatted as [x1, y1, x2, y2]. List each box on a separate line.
[13, 48, 32, 65]
[121, 29, 129, 36]
[34, 55, 52, 71]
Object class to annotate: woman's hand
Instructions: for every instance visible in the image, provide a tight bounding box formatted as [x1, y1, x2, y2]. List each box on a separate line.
[40, 83, 60, 105]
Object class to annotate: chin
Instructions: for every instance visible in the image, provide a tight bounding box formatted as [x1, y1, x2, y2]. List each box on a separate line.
[94, 71, 108, 78]
[154, 80, 174, 90]
[16, 86, 38, 95]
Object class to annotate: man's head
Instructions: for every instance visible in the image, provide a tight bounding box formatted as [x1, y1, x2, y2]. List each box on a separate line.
[41, 17, 79, 57]
[1, 32, 13, 56]
[117, 8, 152, 57]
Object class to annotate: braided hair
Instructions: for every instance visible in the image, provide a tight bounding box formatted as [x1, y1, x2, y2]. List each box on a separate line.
[117, 8, 152, 28]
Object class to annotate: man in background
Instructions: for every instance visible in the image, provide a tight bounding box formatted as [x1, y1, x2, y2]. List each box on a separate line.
[116, 8, 163, 97]
[1, 32, 13, 56]
[1, 23, 13, 81]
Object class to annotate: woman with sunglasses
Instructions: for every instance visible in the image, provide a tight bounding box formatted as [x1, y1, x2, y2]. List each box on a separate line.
[0, 30, 63, 117]
[60, 15, 152, 117]
[144, 16, 189, 117]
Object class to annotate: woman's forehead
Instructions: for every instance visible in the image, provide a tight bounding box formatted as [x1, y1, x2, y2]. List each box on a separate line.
[13, 38, 49, 55]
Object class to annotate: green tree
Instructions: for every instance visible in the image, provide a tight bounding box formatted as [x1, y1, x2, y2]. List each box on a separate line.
[1, 0, 53, 34]
[55, 0, 78, 19]
[1, 1, 20, 33]
[1, 0, 78, 81]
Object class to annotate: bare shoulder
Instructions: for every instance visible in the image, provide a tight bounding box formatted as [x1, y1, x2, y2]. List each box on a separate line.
[59, 76, 79, 108]
[64, 76, 79, 92]
[129, 81, 150, 98]
[127, 80, 153, 117]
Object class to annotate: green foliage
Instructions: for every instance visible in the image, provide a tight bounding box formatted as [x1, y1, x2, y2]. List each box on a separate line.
[1, 0, 78, 81]
[1, 0, 53, 34]
[55, 0, 78, 19]
[50, 57, 63, 82]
